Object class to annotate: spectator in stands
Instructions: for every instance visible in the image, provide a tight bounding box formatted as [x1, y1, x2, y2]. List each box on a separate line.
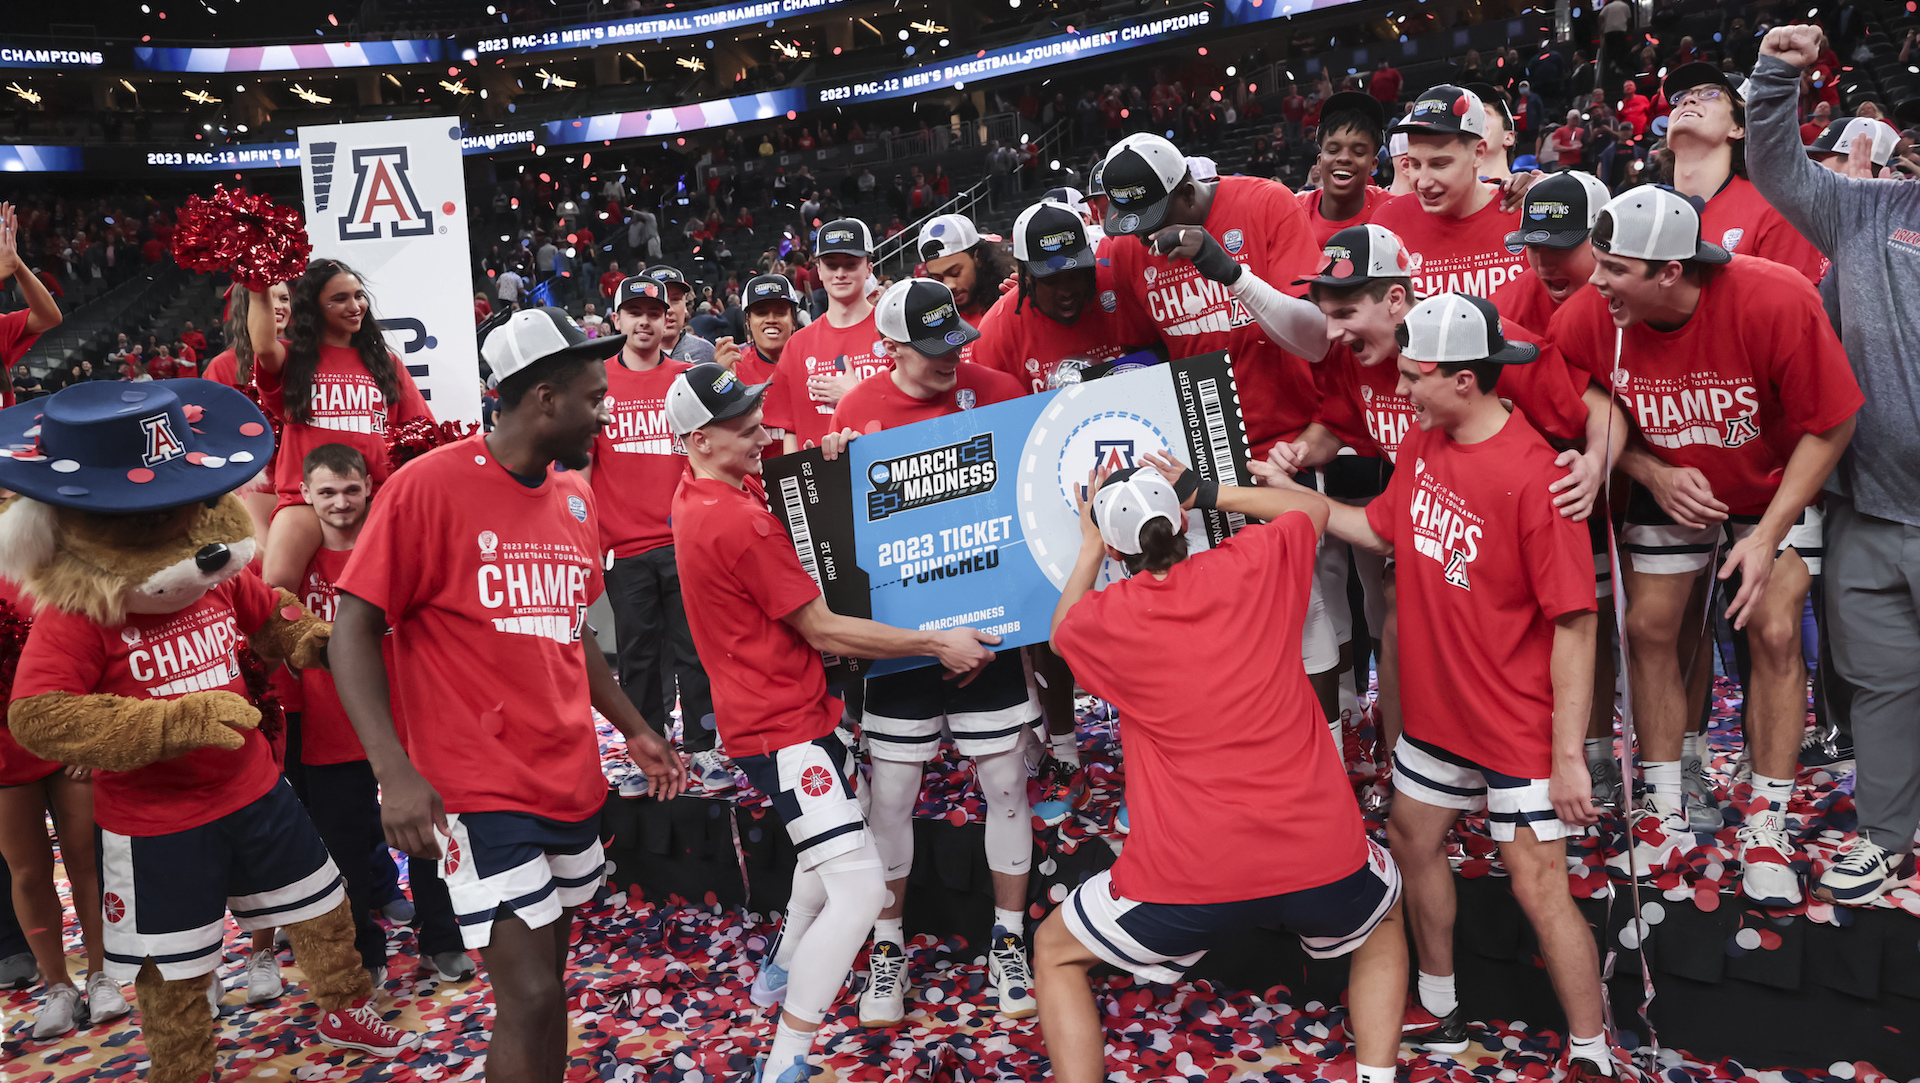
[173, 340, 199, 378]
[1547, 110, 1587, 173]
[1801, 101, 1832, 144]
[10, 364, 37, 400]
[580, 303, 607, 337]
[1282, 83, 1309, 145]
[1515, 82, 1548, 155]
[1618, 80, 1652, 138]
[497, 266, 527, 310]
[140, 234, 166, 265]
[1599, 0, 1633, 77]
[536, 235, 559, 281]
[1370, 60, 1403, 104]
[180, 320, 207, 356]
[473, 292, 491, 325]
[600, 260, 626, 301]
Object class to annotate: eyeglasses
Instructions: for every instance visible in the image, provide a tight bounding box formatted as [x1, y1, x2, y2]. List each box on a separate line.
[1672, 85, 1727, 109]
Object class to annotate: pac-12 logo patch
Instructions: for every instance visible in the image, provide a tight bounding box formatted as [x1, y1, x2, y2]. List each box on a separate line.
[568, 494, 588, 522]
[955, 388, 977, 410]
[1099, 289, 1118, 312]
[799, 765, 835, 797]
[1720, 228, 1745, 252]
[478, 530, 500, 559]
[1223, 228, 1245, 254]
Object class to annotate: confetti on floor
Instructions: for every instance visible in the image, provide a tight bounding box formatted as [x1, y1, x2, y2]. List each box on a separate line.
[4, 680, 1906, 1080]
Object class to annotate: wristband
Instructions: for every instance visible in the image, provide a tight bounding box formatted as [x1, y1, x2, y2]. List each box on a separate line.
[1193, 479, 1220, 510]
[1170, 469, 1218, 509]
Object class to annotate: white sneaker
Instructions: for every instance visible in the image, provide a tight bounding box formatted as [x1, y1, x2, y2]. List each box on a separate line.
[1606, 796, 1688, 878]
[245, 950, 284, 1004]
[1817, 835, 1900, 906]
[86, 970, 130, 1024]
[690, 749, 737, 793]
[206, 972, 224, 1015]
[857, 942, 907, 1028]
[986, 929, 1037, 1019]
[33, 982, 81, 1039]
[431, 951, 476, 982]
[1736, 807, 1802, 907]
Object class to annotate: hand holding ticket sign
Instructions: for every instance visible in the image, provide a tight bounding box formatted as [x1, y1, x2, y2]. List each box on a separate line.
[764, 351, 1253, 679]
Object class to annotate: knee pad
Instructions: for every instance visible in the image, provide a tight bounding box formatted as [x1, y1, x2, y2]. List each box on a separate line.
[975, 749, 1032, 876]
[866, 758, 921, 878]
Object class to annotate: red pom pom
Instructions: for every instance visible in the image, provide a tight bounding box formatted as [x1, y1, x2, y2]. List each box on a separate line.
[386, 417, 482, 473]
[171, 185, 313, 292]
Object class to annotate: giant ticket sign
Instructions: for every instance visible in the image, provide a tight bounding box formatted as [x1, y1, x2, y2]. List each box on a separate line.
[765, 353, 1252, 679]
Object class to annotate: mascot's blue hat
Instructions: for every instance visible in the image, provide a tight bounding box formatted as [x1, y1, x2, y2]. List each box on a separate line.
[0, 379, 277, 513]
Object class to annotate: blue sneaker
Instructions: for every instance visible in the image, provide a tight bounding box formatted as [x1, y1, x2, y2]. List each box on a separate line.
[755, 1053, 810, 1083]
[749, 959, 789, 1008]
[690, 749, 737, 793]
[1031, 755, 1086, 827]
[1115, 805, 1130, 835]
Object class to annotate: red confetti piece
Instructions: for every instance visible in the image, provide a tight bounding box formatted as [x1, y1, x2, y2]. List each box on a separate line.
[183, 404, 206, 421]
[240, 421, 266, 436]
[126, 468, 154, 483]
[281, 604, 305, 622]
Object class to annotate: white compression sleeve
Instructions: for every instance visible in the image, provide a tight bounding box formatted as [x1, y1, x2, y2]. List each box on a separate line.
[974, 747, 1033, 876]
[1227, 271, 1330, 362]
[780, 839, 886, 1025]
[866, 757, 923, 881]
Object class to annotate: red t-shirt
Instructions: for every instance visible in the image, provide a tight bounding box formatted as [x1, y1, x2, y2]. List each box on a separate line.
[1296, 186, 1395, 250]
[590, 356, 693, 558]
[1101, 176, 1325, 456]
[734, 343, 781, 386]
[201, 349, 241, 389]
[1314, 321, 1588, 460]
[0, 310, 43, 408]
[181, 331, 207, 355]
[1488, 274, 1580, 341]
[255, 345, 434, 506]
[0, 578, 60, 787]
[296, 546, 365, 766]
[831, 364, 1026, 434]
[335, 436, 608, 822]
[671, 473, 838, 757]
[1697, 175, 1827, 284]
[13, 572, 284, 836]
[1370, 192, 1529, 300]
[1553, 125, 1585, 168]
[1363, 410, 1597, 777]
[1548, 256, 1862, 517]
[761, 310, 891, 448]
[599, 270, 625, 298]
[1055, 512, 1367, 903]
[969, 281, 1156, 396]
[148, 355, 179, 380]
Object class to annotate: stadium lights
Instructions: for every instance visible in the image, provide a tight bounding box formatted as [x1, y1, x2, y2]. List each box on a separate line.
[8, 83, 40, 105]
[184, 88, 221, 104]
[440, 79, 473, 95]
[912, 20, 948, 34]
[290, 83, 331, 104]
[677, 57, 705, 71]
[537, 68, 577, 89]
[384, 73, 402, 87]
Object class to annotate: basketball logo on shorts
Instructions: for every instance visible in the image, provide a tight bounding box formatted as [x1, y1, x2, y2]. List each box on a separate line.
[443, 837, 462, 875]
[799, 765, 835, 797]
[104, 893, 126, 923]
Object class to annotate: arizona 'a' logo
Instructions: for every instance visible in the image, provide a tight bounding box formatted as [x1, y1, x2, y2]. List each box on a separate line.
[338, 145, 434, 241]
[1443, 549, 1472, 590]
[1724, 414, 1759, 449]
[1093, 439, 1135, 474]
[141, 413, 185, 466]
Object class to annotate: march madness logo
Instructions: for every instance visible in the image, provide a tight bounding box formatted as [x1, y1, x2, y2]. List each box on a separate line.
[335, 145, 435, 241]
[866, 433, 997, 521]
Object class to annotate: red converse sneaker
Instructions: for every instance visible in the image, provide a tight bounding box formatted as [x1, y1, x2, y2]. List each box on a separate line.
[319, 998, 422, 1058]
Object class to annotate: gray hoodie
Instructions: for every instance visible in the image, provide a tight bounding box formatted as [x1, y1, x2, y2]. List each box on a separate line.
[1745, 55, 1920, 526]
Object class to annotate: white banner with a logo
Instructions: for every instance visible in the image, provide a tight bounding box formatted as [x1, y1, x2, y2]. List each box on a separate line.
[299, 117, 480, 426]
